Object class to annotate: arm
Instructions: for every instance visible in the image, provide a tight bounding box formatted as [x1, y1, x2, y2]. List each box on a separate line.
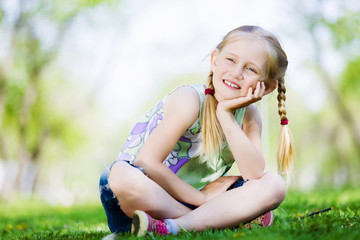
[134, 86, 206, 206]
[217, 105, 265, 180]
[216, 82, 266, 180]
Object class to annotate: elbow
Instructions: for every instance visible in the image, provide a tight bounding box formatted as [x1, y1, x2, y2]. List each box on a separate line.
[133, 158, 150, 174]
[133, 157, 161, 178]
[134, 154, 152, 169]
[253, 155, 266, 179]
[133, 158, 144, 168]
[247, 170, 264, 181]
[243, 159, 265, 180]
[253, 161, 266, 180]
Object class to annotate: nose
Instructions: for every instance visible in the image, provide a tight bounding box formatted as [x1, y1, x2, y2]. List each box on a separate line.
[232, 65, 244, 80]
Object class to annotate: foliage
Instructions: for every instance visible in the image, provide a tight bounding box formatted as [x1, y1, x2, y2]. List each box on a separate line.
[0, 0, 119, 198]
[0, 188, 359, 240]
[324, 10, 360, 55]
[340, 56, 360, 99]
[325, 10, 360, 100]
[285, 0, 360, 188]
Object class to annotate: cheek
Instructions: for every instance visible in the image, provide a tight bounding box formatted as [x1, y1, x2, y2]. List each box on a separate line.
[244, 77, 259, 88]
[239, 84, 252, 96]
[212, 72, 222, 83]
[240, 79, 260, 95]
[215, 62, 230, 74]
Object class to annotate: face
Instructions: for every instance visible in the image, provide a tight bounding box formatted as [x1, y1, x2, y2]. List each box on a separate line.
[210, 37, 268, 102]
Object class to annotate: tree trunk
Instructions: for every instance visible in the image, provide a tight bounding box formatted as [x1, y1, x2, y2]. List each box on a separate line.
[310, 32, 360, 158]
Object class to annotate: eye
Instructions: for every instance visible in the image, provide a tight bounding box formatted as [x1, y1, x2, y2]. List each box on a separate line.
[226, 58, 235, 63]
[246, 67, 257, 74]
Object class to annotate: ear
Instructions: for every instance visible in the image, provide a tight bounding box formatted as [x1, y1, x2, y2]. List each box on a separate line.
[264, 79, 278, 95]
[210, 49, 219, 72]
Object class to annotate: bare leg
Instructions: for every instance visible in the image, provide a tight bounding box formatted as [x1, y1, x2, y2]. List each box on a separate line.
[174, 172, 286, 231]
[108, 161, 192, 219]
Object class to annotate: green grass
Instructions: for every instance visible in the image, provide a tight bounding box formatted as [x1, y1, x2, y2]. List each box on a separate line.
[1, 188, 359, 239]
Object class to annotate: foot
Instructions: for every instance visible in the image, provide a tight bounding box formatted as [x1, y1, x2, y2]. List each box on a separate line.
[102, 233, 118, 240]
[131, 210, 169, 236]
[243, 211, 274, 229]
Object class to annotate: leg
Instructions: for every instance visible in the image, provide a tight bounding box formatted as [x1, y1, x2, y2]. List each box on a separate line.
[174, 172, 286, 231]
[100, 166, 133, 233]
[108, 161, 192, 219]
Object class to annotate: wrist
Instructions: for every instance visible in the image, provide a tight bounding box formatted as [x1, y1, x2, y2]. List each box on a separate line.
[193, 189, 208, 206]
[216, 106, 234, 122]
[198, 191, 207, 206]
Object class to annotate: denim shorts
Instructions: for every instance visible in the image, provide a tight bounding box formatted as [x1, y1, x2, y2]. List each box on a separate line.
[99, 160, 248, 233]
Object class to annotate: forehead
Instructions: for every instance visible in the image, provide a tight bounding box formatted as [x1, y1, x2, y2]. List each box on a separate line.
[221, 37, 268, 67]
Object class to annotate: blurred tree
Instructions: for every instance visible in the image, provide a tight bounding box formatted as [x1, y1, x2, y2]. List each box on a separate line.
[292, 0, 360, 186]
[329, 11, 360, 102]
[0, 0, 116, 199]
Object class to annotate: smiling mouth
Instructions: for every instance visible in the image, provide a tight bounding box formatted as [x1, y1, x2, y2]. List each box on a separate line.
[223, 80, 240, 89]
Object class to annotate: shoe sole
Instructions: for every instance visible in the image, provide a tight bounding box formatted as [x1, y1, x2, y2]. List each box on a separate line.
[131, 210, 149, 237]
[243, 211, 275, 229]
[266, 211, 275, 227]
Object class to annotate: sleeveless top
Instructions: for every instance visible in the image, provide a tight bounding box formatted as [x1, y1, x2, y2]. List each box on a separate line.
[117, 84, 246, 190]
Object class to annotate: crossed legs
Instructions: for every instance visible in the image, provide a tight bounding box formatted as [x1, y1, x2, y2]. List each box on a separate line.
[108, 161, 192, 219]
[108, 161, 286, 231]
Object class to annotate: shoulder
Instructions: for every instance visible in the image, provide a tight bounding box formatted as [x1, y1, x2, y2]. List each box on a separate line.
[163, 86, 200, 126]
[243, 104, 262, 132]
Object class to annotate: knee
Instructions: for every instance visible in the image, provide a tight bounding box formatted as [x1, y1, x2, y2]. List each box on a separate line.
[261, 172, 287, 209]
[108, 163, 144, 201]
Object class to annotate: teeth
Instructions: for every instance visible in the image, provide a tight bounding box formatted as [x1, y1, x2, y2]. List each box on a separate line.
[224, 80, 240, 89]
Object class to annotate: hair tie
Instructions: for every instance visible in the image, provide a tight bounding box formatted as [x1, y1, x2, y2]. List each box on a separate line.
[205, 88, 214, 95]
[281, 119, 289, 125]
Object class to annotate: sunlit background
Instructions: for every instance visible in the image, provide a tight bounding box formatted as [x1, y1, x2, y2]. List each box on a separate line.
[0, 0, 359, 206]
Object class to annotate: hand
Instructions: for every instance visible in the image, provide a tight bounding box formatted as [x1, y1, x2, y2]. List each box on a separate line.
[217, 81, 266, 113]
[200, 176, 240, 203]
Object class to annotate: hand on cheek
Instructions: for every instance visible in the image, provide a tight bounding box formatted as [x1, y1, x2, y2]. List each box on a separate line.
[217, 82, 266, 114]
[247, 81, 265, 99]
[253, 81, 266, 98]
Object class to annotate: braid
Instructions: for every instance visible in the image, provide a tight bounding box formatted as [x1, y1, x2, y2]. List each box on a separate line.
[276, 77, 294, 183]
[277, 79, 287, 122]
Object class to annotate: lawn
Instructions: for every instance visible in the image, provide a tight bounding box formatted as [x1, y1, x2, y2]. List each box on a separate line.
[0, 187, 359, 240]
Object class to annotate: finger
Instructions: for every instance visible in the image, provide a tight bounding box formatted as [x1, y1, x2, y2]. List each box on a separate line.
[254, 82, 261, 97]
[259, 82, 266, 96]
[224, 176, 241, 188]
[256, 82, 266, 98]
[226, 176, 241, 184]
[218, 176, 239, 182]
[247, 87, 253, 97]
[229, 175, 241, 181]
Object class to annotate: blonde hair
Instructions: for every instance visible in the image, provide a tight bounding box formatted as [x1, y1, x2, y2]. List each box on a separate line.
[201, 25, 294, 179]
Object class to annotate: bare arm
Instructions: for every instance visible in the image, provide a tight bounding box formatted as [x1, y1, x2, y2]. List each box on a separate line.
[134, 86, 206, 206]
[216, 82, 266, 180]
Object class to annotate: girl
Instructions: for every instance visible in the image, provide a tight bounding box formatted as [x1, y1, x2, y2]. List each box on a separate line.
[99, 25, 294, 237]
